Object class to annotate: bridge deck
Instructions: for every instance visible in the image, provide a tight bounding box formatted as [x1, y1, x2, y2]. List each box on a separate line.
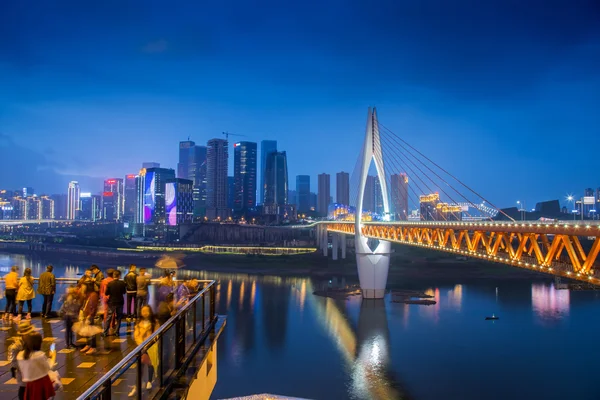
[0, 317, 143, 400]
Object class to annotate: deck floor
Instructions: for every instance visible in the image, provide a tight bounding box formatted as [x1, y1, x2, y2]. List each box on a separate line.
[0, 317, 156, 399]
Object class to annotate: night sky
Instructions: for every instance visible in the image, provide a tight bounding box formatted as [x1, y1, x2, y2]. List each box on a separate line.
[1, 1, 599, 208]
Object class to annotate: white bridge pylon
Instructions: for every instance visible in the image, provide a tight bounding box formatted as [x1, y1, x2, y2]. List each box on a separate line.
[355, 107, 392, 299]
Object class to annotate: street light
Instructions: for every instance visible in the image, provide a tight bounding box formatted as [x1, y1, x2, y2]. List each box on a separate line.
[566, 195, 575, 220]
[516, 200, 524, 221]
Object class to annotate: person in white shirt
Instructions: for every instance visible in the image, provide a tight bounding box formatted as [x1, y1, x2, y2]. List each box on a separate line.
[16, 332, 56, 400]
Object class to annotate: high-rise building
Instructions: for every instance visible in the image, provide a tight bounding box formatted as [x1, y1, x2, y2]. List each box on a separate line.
[317, 173, 330, 217]
[206, 138, 229, 220]
[51, 194, 67, 220]
[374, 176, 384, 214]
[260, 140, 277, 205]
[336, 172, 350, 206]
[11, 197, 27, 219]
[67, 181, 80, 220]
[103, 178, 124, 221]
[296, 175, 311, 213]
[143, 167, 176, 225]
[288, 190, 297, 207]
[584, 187, 594, 217]
[80, 193, 101, 221]
[363, 175, 375, 212]
[178, 140, 195, 179]
[135, 169, 146, 225]
[39, 196, 54, 219]
[22, 187, 34, 197]
[233, 141, 257, 212]
[264, 151, 288, 214]
[227, 177, 235, 211]
[26, 196, 40, 220]
[124, 174, 137, 221]
[390, 173, 409, 220]
[142, 162, 160, 169]
[310, 192, 317, 211]
[191, 145, 207, 217]
[165, 178, 194, 226]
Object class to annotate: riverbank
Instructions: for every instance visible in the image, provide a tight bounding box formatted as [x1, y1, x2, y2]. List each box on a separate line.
[0, 241, 553, 285]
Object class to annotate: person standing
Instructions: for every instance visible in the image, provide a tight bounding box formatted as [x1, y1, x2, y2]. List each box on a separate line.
[91, 265, 104, 293]
[37, 266, 56, 319]
[59, 287, 81, 349]
[16, 332, 56, 400]
[136, 268, 151, 318]
[104, 270, 127, 336]
[3, 266, 19, 321]
[79, 282, 100, 356]
[99, 269, 114, 326]
[16, 268, 35, 322]
[124, 264, 138, 321]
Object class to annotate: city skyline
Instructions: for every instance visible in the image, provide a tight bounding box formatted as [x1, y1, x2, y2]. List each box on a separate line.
[1, 2, 599, 208]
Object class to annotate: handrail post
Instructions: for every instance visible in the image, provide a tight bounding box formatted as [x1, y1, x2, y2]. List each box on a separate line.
[158, 336, 164, 388]
[101, 380, 111, 400]
[210, 284, 216, 321]
[201, 293, 206, 332]
[192, 299, 197, 339]
[137, 354, 142, 400]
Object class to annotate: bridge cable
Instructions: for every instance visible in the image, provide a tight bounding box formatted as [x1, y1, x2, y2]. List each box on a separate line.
[378, 123, 515, 222]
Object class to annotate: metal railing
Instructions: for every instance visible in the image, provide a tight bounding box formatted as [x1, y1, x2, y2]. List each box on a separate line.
[77, 279, 218, 400]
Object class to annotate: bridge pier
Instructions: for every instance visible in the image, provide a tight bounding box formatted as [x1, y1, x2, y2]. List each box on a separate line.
[321, 226, 328, 257]
[341, 234, 346, 259]
[332, 233, 339, 260]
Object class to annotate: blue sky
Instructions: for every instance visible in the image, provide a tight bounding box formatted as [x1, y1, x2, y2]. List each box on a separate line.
[1, 0, 599, 208]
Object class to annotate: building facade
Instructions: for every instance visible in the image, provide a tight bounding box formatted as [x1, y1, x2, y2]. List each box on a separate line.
[317, 173, 330, 217]
[124, 174, 137, 222]
[206, 138, 229, 220]
[143, 167, 176, 225]
[165, 178, 194, 226]
[296, 175, 310, 214]
[263, 151, 288, 215]
[336, 172, 350, 206]
[103, 178, 124, 221]
[67, 181, 80, 220]
[260, 140, 277, 205]
[390, 173, 409, 220]
[233, 141, 257, 212]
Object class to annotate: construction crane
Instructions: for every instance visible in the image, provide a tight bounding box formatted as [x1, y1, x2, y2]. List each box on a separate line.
[222, 131, 246, 141]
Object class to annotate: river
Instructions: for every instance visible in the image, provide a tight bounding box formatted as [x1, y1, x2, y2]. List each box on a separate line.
[1, 252, 599, 400]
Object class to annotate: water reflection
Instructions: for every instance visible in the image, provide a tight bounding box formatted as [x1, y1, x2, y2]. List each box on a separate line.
[531, 283, 570, 322]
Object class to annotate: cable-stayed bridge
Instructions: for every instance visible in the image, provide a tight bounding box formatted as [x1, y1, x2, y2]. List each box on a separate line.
[300, 108, 600, 298]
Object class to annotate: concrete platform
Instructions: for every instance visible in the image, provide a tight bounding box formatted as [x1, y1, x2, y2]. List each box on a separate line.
[0, 317, 147, 400]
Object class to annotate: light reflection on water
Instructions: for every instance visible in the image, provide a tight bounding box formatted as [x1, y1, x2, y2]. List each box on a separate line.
[3, 253, 600, 400]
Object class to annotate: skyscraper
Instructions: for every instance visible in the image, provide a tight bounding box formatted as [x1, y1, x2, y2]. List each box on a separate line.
[260, 140, 277, 205]
[67, 181, 80, 220]
[103, 178, 124, 221]
[143, 167, 176, 225]
[51, 194, 67, 220]
[178, 140, 195, 179]
[317, 173, 330, 217]
[336, 172, 350, 206]
[191, 145, 207, 217]
[390, 173, 409, 220]
[296, 175, 310, 213]
[264, 151, 288, 214]
[374, 176, 384, 214]
[124, 174, 137, 221]
[40, 196, 54, 220]
[165, 178, 194, 226]
[80, 193, 101, 221]
[234, 141, 258, 212]
[206, 138, 229, 220]
[363, 175, 375, 212]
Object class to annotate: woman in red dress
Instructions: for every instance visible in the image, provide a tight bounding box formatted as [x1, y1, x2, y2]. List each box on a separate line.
[16, 332, 55, 400]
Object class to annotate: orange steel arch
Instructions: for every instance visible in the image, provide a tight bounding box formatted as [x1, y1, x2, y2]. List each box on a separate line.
[326, 222, 600, 285]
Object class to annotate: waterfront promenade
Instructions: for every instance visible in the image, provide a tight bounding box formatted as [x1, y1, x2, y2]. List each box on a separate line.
[0, 316, 141, 399]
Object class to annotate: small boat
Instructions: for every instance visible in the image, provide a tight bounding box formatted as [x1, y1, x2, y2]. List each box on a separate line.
[485, 314, 499, 321]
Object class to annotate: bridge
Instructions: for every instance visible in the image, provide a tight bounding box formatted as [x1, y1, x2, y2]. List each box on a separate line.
[302, 108, 600, 298]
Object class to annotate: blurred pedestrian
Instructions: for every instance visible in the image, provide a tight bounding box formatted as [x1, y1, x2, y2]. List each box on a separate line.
[136, 268, 151, 317]
[3, 266, 19, 321]
[8, 320, 35, 400]
[104, 270, 126, 336]
[59, 287, 81, 349]
[91, 265, 103, 293]
[124, 264, 138, 321]
[129, 305, 159, 396]
[16, 332, 56, 400]
[16, 268, 35, 322]
[37, 266, 56, 319]
[99, 269, 114, 326]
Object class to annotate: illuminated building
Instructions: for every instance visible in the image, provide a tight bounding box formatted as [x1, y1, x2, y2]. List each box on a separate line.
[328, 203, 356, 220]
[51, 194, 67, 220]
[124, 174, 137, 222]
[260, 140, 277, 205]
[336, 171, 349, 206]
[165, 178, 194, 226]
[11, 197, 27, 219]
[80, 193, 101, 221]
[135, 169, 146, 225]
[143, 167, 176, 225]
[67, 181, 80, 220]
[296, 175, 310, 213]
[317, 173, 330, 217]
[419, 193, 462, 221]
[264, 151, 288, 216]
[206, 138, 229, 220]
[191, 146, 207, 217]
[26, 196, 40, 220]
[233, 141, 257, 212]
[390, 173, 409, 220]
[178, 140, 195, 179]
[22, 187, 34, 197]
[103, 178, 124, 221]
[374, 176, 384, 214]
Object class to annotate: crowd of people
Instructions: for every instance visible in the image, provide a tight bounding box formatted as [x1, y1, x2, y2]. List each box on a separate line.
[2, 263, 202, 399]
